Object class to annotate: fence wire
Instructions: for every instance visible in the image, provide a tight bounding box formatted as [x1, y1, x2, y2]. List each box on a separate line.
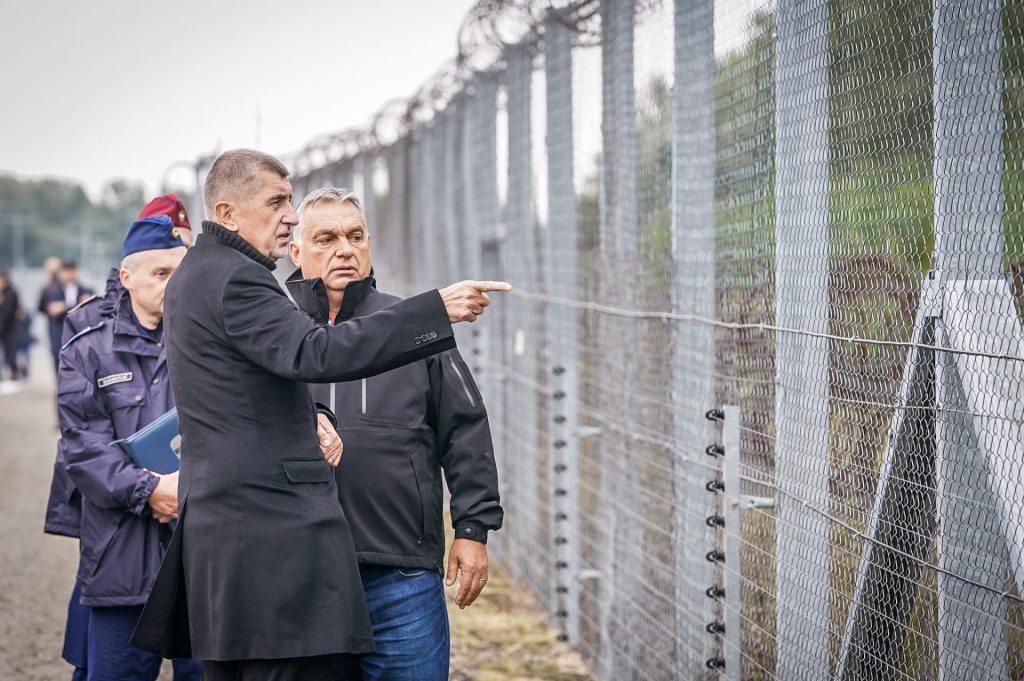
[290, 0, 1024, 678]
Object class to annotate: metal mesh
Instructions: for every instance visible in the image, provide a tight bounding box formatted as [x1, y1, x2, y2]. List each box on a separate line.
[288, 0, 1024, 678]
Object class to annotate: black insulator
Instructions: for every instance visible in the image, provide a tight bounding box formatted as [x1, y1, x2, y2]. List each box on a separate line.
[554, 440, 567, 449]
[706, 443, 724, 458]
[706, 621, 726, 635]
[553, 390, 566, 400]
[705, 550, 725, 564]
[706, 514, 725, 528]
[705, 479, 724, 493]
[553, 366, 566, 376]
[705, 408, 724, 422]
[553, 415, 567, 424]
[705, 585, 725, 600]
[706, 658, 726, 670]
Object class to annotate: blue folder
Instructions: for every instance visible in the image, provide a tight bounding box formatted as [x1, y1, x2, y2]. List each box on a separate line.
[114, 408, 181, 475]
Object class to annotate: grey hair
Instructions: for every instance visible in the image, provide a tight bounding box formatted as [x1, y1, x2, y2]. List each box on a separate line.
[120, 252, 141, 273]
[293, 187, 365, 242]
[203, 149, 289, 219]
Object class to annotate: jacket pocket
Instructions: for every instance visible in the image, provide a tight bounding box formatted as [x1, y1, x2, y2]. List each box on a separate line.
[282, 458, 332, 483]
[408, 452, 431, 543]
[445, 353, 484, 412]
[337, 427, 437, 554]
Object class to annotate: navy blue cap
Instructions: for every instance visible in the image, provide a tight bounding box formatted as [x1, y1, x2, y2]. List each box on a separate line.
[122, 215, 187, 258]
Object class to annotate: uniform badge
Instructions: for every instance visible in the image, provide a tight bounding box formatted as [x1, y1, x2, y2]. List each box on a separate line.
[172, 228, 182, 241]
[178, 210, 186, 223]
[98, 372, 133, 388]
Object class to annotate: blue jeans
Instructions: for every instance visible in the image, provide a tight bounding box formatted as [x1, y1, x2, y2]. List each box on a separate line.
[86, 605, 202, 681]
[332, 565, 450, 681]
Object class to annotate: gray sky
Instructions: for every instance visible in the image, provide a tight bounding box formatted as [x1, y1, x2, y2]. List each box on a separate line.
[0, 0, 476, 198]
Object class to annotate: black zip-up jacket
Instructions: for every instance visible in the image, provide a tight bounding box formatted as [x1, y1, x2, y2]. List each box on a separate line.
[286, 269, 503, 570]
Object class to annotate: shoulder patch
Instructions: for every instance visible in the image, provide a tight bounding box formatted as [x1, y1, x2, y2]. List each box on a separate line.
[60, 321, 107, 352]
[67, 294, 98, 315]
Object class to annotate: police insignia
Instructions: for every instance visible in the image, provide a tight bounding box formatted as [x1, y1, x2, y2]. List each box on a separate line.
[98, 372, 133, 388]
[172, 228, 181, 241]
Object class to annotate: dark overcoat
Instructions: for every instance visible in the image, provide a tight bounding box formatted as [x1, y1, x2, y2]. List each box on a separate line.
[131, 222, 456, 662]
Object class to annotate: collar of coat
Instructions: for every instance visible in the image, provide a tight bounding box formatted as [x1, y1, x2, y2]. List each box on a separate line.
[111, 293, 163, 358]
[201, 220, 277, 271]
[284, 268, 377, 325]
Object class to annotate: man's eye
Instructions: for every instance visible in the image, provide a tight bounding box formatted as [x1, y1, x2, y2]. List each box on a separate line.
[351, 234, 363, 243]
[318, 239, 332, 246]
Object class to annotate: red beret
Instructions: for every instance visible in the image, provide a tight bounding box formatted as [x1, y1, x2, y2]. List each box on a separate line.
[138, 194, 191, 230]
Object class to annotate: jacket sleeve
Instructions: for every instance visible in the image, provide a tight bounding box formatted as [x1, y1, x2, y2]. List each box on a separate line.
[221, 263, 456, 383]
[57, 353, 158, 514]
[429, 349, 503, 543]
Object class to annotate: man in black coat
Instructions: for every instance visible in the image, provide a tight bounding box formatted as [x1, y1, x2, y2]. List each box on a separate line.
[131, 149, 509, 681]
[285, 188, 503, 680]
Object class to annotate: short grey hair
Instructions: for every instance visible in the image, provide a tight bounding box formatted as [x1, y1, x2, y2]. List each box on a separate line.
[204, 149, 290, 219]
[293, 187, 366, 242]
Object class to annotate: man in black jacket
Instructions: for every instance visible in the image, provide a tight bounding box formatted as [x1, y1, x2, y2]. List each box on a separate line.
[131, 149, 508, 681]
[286, 187, 503, 681]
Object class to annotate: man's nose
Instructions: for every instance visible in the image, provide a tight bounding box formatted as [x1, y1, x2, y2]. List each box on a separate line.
[336, 238, 355, 257]
[282, 204, 298, 226]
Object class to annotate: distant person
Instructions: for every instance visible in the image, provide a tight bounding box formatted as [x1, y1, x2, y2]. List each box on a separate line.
[132, 148, 509, 681]
[0, 270, 20, 380]
[44, 195, 196, 681]
[138, 194, 193, 246]
[286, 188, 503, 681]
[57, 215, 203, 681]
[37, 255, 62, 312]
[42, 260, 93, 376]
[14, 305, 32, 379]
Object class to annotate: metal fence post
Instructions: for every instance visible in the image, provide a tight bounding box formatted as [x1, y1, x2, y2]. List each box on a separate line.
[598, 0, 639, 677]
[505, 43, 546, 595]
[544, 12, 582, 647]
[773, 0, 832, 677]
[933, 2, 1012, 678]
[672, 0, 718, 676]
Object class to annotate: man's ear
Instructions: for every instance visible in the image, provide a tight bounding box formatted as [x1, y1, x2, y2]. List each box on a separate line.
[288, 241, 302, 268]
[118, 268, 131, 291]
[213, 201, 236, 231]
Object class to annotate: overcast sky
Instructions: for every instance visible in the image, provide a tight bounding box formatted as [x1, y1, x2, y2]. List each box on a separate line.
[0, 0, 476, 198]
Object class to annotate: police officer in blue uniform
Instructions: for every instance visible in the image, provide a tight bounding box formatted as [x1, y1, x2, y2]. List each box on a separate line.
[46, 195, 190, 681]
[57, 215, 202, 681]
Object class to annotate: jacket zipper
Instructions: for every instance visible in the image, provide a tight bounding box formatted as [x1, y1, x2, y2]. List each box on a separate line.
[448, 356, 476, 407]
[361, 379, 367, 415]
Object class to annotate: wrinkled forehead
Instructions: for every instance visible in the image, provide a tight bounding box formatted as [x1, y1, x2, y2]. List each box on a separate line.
[252, 170, 292, 200]
[304, 200, 367, 235]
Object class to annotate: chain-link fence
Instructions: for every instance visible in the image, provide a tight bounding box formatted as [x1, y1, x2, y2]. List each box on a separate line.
[286, 0, 1024, 678]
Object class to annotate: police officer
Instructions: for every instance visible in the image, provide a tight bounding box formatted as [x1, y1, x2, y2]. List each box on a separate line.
[46, 197, 194, 681]
[57, 215, 202, 681]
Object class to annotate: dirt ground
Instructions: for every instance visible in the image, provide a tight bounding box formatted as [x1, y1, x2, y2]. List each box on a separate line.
[0, 354, 592, 680]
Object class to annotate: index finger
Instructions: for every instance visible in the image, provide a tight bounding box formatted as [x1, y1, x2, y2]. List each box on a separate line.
[469, 281, 511, 293]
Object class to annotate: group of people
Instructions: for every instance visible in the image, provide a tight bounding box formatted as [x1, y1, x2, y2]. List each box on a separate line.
[43, 148, 508, 681]
[0, 257, 92, 383]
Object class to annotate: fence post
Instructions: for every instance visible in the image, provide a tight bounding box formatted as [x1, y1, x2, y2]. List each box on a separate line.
[933, 2, 1011, 678]
[505, 42, 545, 594]
[773, 0, 831, 677]
[598, 1, 639, 677]
[672, 0, 719, 676]
[721, 406, 743, 678]
[544, 11, 582, 646]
